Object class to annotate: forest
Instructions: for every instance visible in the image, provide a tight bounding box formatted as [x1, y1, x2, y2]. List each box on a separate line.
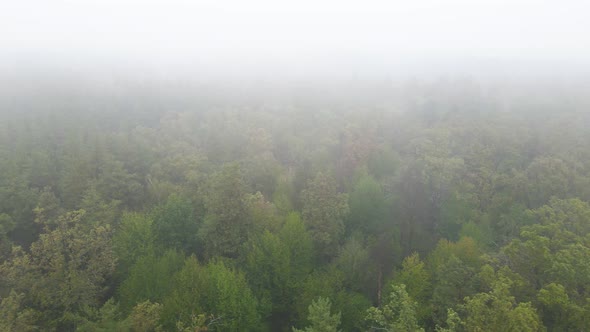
[1, 74, 590, 332]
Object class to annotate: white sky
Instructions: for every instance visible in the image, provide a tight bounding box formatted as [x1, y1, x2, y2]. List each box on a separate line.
[1, 0, 589, 73]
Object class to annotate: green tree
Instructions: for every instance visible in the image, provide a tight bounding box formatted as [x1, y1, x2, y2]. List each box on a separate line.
[391, 253, 432, 324]
[502, 198, 590, 296]
[366, 284, 424, 332]
[434, 309, 461, 332]
[301, 172, 349, 261]
[525, 157, 573, 208]
[279, 212, 314, 282]
[119, 250, 184, 313]
[244, 231, 291, 323]
[293, 297, 341, 332]
[200, 164, 251, 258]
[246, 191, 282, 234]
[366, 147, 399, 180]
[76, 299, 130, 332]
[537, 283, 586, 331]
[0, 213, 15, 259]
[0, 290, 37, 332]
[162, 257, 260, 331]
[395, 132, 464, 254]
[79, 185, 121, 228]
[0, 170, 40, 247]
[273, 178, 295, 215]
[113, 212, 156, 279]
[201, 260, 260, 331]
[0, 210, 116, 330]
[335, 236, 370, 292]
[347, 173, 387, 234]
[32, 187, 62, 227]
[462, 279, 542, 332]
[294, 265, 369, 332]
[438, 192, 479, 242]
[332, 291, 371, 332]
[161, 256, 207, 330]
[151, 194, 198, 253]
[95, 159, 144, 209]
[129, 300, 164, 332]
[294, 267, 344, 325]
[58, 153, 93, 209]
[430, 255, 479, 327]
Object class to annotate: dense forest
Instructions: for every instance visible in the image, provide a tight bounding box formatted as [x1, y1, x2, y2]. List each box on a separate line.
[1, 74, 590, 331]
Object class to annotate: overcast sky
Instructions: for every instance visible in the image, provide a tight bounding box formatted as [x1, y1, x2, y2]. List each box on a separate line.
[1, 0, 589, 76]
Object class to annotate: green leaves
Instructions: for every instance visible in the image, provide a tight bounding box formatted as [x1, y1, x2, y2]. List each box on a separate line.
[366, 284, 424, 332]
[537, 283, 586, 331]
[113, 212, 155, 277]
[293, 297, 341, 332]
[4, 82, 590, 332]
[151, 256, 261, 332]
[390, 253, 431, 324]
[243, 215, 313, 327]
[503, 198, 590, 299]
[301, 172, 349, 261]
[200, 163, 251, 259]
[203, 260, 260, 331]
[0, 209, 117, 330]
[151, 194, 198, 253]
[128, 300, 164, 332]
[119, 250, 184, 313]
[347, 173, 388, 235]
[245, 231, 291, 317]
[0, 290, 37, 332]
[462, 280, 542, 332]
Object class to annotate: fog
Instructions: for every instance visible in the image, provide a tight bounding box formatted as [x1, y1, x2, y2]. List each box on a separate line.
[2, 0, 590, 81]
[4, 3, 590, 331]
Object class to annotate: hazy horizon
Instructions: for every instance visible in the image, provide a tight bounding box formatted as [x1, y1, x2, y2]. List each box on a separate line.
[2, 0, 590, 82]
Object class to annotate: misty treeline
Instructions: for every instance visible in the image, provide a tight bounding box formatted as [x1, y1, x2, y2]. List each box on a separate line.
[1, 75, 590, 331]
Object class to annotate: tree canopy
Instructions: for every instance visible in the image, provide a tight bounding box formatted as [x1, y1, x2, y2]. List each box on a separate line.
[1, 77, 590, 331]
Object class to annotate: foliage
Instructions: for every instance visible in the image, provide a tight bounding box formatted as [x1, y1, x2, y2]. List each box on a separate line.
[390, 253, 432, 323]
[3, 81, 590, 331]
[113, 212, 156, 278]
[347, 173, 387, 234]
[293, 297, 341, 332]
[129, 300, 164, 332]
[119, 250, 185, 313]
[462, 279, 543, 332]
[1, 210, 116, 330]
[0, 290, 37, 332]
[200, 164, 251, 258]
[365, 284, 424, 332]
[151, 194, 199, 253]
[301, 172, 349, 261]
